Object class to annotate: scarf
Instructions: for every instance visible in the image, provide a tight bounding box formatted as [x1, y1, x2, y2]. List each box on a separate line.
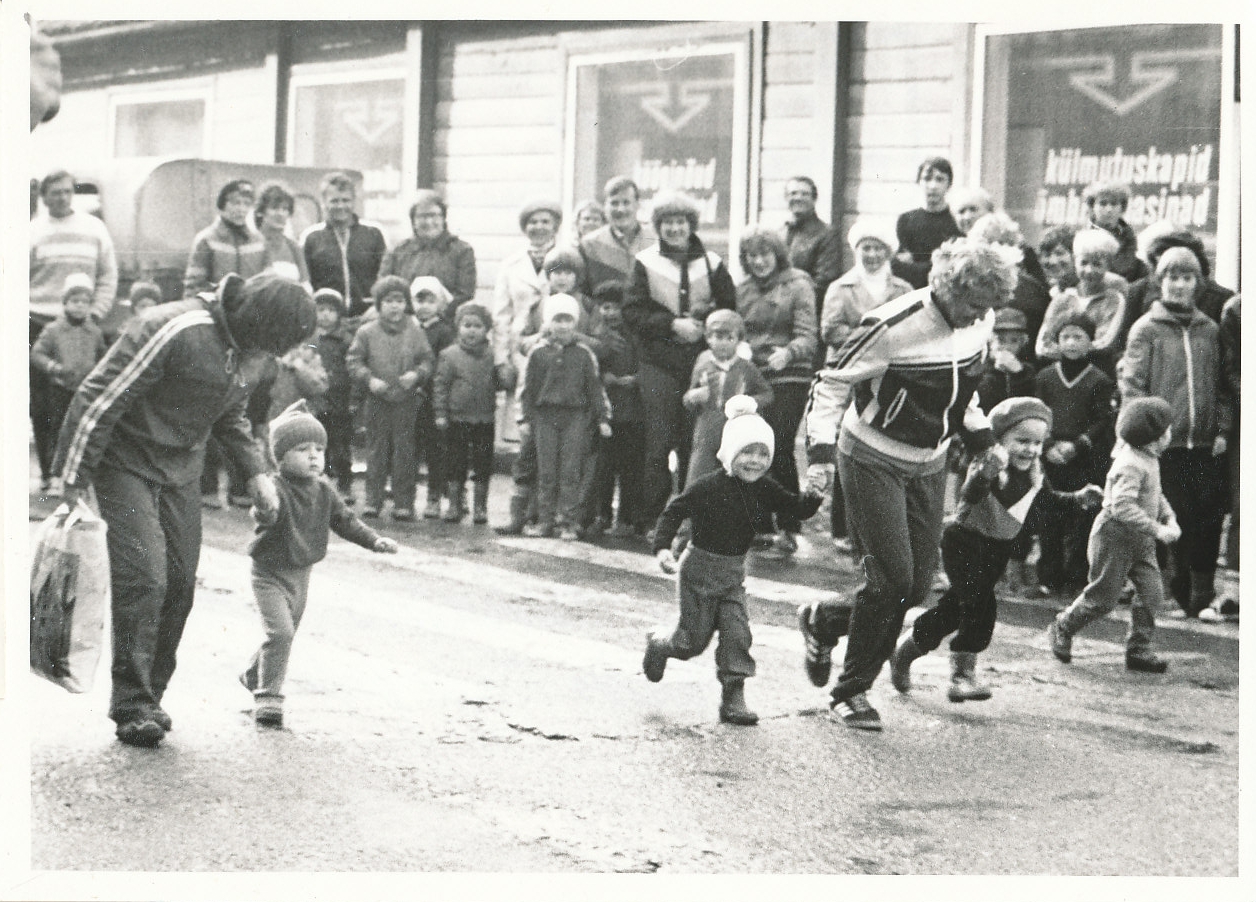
[853, 261, 891, 303]
[526, 240, 554, 274]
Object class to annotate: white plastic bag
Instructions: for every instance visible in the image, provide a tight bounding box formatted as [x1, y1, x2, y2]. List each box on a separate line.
[30, 499, 110, 693]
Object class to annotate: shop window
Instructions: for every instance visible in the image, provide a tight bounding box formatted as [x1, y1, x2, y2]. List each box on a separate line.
[566, 41, 750, 258]
[978, 24, 1226, 256]
[112, 96, 207, 159]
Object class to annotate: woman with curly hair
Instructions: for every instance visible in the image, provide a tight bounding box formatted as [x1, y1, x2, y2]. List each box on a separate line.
[799, 237, 1015, 730]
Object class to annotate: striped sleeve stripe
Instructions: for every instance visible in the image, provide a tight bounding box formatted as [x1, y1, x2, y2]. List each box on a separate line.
[60, 311, 213, 483]
[834, 299, 922, 370]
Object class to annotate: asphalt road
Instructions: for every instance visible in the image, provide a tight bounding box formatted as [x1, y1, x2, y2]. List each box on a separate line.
[20, 491, 1242, 887]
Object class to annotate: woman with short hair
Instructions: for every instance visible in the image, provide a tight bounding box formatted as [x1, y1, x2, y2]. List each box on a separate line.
[379, 189, 478, 309]
[255, 182, 309, 286]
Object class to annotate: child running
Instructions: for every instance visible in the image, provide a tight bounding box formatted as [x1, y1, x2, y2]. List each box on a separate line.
[643, 396, 823, 725]
[241, 401, 398, 727]
[1047, 396, 1179, 673]
[889, 397, 1102, 702]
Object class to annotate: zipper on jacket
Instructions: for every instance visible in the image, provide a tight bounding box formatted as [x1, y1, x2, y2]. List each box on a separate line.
[1181, 326, 1196, 449]
[940, 333, 960, 445]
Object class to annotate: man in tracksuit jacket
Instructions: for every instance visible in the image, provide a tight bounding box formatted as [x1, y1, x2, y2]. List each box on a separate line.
[55, 272, 316, 747]
[798, 238, 1012, 730]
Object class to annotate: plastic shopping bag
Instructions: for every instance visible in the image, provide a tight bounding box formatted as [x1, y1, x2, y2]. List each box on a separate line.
[30, 499, 110, 693]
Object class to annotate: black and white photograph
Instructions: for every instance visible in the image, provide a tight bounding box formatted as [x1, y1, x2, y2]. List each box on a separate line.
[2, 2, 1250, 899]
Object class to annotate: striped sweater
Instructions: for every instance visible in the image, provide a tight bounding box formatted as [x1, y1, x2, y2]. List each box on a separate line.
[29, 211, 118, 322]
[805, 287, 995, 465]
[184, 218, 268, 296]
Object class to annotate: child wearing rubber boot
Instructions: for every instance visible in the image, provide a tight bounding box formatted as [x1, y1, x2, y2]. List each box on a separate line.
[242, 401, 398, 727]
[643, 396, 823, 724]
[889, 397, 1101, 702]
[1048, 396, 1178, 673]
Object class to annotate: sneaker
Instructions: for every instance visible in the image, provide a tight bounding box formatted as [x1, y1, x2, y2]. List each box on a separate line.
[831, 692, 883, 731]
[1218, 598, 1240, 617]
[254, 704, 284, 728]
[797, 604, 833, 687]
[1047, 620, 1072, 663]
[1126, 651, 1168, 674]
[1197, 606, 1223, 622]
[116, 718, 165, 747]
[392, 508, 415, 522]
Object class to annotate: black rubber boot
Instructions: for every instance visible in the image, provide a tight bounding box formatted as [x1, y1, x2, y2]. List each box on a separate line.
[718, 679, 759, 725]
[472, 479, 490, 525]
[442, 481, 465, 522]
[947, 652, 993, 702]
[889, 635, 925, 693]
[642, 632, 670, 682]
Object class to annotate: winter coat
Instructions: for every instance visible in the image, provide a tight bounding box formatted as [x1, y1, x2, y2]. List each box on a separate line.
[892, 207, 962, 289]
[578, 222, 655, 294]
[736, 266, 818, 386]
[184, 217, 267, 296]
[520, 339, 607, 423]
[433, 340, 498, 424]
[492, 246, 549, 371]
[250, 473, 381, 570]
[30, 315, 108, 390]
[591, 324, 643, 423]
[346, 316, 434, 407]
[1036, 286, 1127, 361]
[781, 213, 842, 304]
[685, 352, 774, 486]
[820, 267, 913, 363]
[1119, 301, 1231, 451]
[314, 326, 353, 413]
[260, 229, 309, 284]
[950, 456, 1092, 542]
[1035, 360, 1116, 487]
[379, 231, 478, 307]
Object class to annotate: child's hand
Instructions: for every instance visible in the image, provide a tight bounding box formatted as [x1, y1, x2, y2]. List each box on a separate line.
[517, 422, 531, 440]
[598, 422, 613, 439]
[805, 463, 834, 495]
[368, 376, 389, 395]
[434, 417, 448, 430]
[656, 548, 678, 574]
[250, 504, 278, 527]
[985, 444, 1010, 470]
[374, 537, 399, 554]
[1078, 484, 1104, 509]
[398, 370, 420, 391]
[894, 250, 913, 264]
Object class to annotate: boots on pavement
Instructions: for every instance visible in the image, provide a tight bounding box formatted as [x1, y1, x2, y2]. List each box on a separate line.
[947, 652, 992, 702]
[890, 635, 926, 693]
[718, 678, 759, 725]
[443, 481, 465, 522]
[472, 479, 490, 525]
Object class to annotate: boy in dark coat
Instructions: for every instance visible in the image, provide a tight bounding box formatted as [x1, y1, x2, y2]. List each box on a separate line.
[311, 289, 355, 503]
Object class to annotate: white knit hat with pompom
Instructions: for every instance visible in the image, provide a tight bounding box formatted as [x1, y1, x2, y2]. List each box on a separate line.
[716, 395, 775, 475]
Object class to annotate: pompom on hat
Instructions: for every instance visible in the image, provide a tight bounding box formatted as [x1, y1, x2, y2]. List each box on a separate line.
[1117, 396, 1172, 448]
[716, 395, 775, 476]
[270, 399, 327, 463]
[542, 293, 581, 328]
[988, 396, 1053, 438]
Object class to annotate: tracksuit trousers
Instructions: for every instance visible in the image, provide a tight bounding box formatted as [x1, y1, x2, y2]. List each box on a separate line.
[241, 561, 312, 704]
[656, 545, 755, 682]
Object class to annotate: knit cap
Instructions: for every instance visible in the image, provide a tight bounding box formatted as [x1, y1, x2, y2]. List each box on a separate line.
[456, 302, 491, 329]
[409, 276, 453, 313]
[993, 307, 1028, 333]
[128, 280, 162, 306]
[62, 272, 94, 300]
[542, 245, 585, 278]
[518, 199, 563, 232]
[1155, 245, 1204, 279]
[989, 396, 1053, 438]
[1054, 311, 1095, 340]
[221, 273, 316, 354]
[270, 399, 327, 462]
[1117, 396, 1172, 448]
[716, 395, 775, 475]
[846, 217, 898, 254]
[372, 275, 412, 310]
[312, 287, 345, 316]
[542, 293, 581, 327]
[704, 308, 744, 336]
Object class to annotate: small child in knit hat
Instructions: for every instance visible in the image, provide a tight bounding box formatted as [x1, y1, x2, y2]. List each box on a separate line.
[1049, 396, 1179, 673]
[242, 400, 398, 727]
[644, 395, 824, 726]
[890, 396, 1103, 704]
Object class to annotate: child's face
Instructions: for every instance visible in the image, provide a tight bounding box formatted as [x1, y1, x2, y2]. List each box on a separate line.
[598, 302, 623, 330]
[1146, 427, 1173, 456]
[706, 328, 739, 361]
[1160, 269, 1199, 310]
[993, 330, 1028, 357]
[547, 269, 578, 294]
[857, 238, 890, 272]
[1075, 252, 1110, 290]
[379, 293, 408, 324]
[548, 313, 576, 344]
[315, 304, 341, 332]
[63, 292, 92, 322]
[414, 293, 440, 320]
[919, 167, 951, 207]
[132, 297, 157, 316]
[1091, 196, 1124, 229]
[731, 443, 772, 483]
[954, 199, 990, 235]
[1000, 419, 1049, 471]
[1041, 245, 1075, 284]
[1057, 325, 1093, 360]
[280, 441, 325, 479]
[459, 316, 488, 343]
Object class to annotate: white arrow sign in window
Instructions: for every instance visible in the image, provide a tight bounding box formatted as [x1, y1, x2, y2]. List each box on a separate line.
[1035, 49, 1221, 117]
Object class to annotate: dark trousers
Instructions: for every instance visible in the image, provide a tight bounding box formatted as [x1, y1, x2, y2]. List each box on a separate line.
[637, 363, 691, 526]
[318, 409, 354, 494]
[912, 526, 1010, 654]
[813, 445, 947, 704]
[659, 546, 755, 682]
[1159, 447, 1227, 609]
[94, 465, 202, 725]
[594, 420, 646, 529]
[445, 421, 494, 484]
[1226, 427, 1240, 568]
[830, 466, 848, 538]
[201, 437, 249, 498]
[364, 396, 418, 511]
[30, 316, 55, 479]
[35, 383, 75, 479]
[533, 406, 593, 527]
[761, 381, 809, 533]
[415, 396, 445, 487]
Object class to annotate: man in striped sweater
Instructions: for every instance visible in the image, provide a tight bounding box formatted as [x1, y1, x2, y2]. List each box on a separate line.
[799, 238, 1013, 730]
[54, 272, 315, 747]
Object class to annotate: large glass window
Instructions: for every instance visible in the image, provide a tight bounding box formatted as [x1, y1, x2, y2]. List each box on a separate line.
[566, 42, 750, 258]
[113, 96, 206, 158]
[979, 25, 1226, 259]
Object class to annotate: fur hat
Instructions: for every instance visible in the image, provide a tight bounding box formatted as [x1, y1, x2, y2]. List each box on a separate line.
[456, 302, 491, 330]
[989, 396, 1053, 438]
[649, 190, 701, 233]
[270, 399, 327, 462]
[518, 199, 563, 232]
[61, 272, 94, 300]
[409, 276, 453, 313]
[716, 395, 775, 476]
[1054, 312, 1096, 341]
[1117, 396, 1172, 448]
[542, 293, 581, 327]
[220, 273, 316, 354]
[992, 307, 1028, 333]
[372, 275, 412, 311]
[846, 217, 898, 255]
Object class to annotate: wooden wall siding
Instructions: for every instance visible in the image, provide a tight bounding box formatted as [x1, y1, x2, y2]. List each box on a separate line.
[434, 34, 566, 297]
[840, 22, 970, 251]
